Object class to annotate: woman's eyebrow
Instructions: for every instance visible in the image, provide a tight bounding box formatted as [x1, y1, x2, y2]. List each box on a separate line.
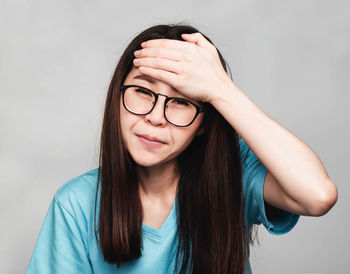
[131, 74, 155, 84]
[130, 74, 203, 105]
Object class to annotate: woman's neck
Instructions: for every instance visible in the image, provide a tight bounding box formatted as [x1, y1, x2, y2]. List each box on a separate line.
[137, 161, 179, 201]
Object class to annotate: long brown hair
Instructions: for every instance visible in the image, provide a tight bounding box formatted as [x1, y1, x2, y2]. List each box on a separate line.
[94, 23, 260, 274]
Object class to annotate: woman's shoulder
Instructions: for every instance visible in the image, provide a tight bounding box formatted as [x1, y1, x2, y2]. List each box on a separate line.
[53, 168, 100, 216]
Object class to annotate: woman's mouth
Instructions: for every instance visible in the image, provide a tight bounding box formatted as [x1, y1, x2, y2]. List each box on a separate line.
[137, 135, 165, 148]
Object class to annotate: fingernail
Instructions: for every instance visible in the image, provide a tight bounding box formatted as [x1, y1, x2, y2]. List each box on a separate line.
[134, 50, 140, 56]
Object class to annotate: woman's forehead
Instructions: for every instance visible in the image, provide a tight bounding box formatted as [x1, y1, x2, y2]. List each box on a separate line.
[125, 67, 173, 91]
[125, 67, 204, 105]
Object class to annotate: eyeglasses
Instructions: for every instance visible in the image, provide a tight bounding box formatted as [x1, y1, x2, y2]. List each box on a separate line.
[120, 85, 207, 127]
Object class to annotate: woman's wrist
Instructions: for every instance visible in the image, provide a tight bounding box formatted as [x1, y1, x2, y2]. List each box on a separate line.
[208, 78, 243, 107]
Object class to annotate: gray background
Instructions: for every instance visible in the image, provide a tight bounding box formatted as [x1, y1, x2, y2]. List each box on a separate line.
[1, 1, 349, 273]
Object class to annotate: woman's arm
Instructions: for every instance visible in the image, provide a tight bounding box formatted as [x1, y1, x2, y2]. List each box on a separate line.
[132, 33, 338, 217]
[209, 81, 338, 217]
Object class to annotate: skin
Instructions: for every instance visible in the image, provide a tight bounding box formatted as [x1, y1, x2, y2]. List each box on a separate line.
[120, 66, 206, 221]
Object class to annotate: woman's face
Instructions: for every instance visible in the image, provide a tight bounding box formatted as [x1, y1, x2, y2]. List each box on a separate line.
[120, 66, 205, 168]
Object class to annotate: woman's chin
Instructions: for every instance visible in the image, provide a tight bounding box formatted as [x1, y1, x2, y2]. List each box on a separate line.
[131, 155, 163, 168]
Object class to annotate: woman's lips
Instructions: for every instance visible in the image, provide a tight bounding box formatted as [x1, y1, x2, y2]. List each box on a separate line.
[137, 135, 165, 148]
[138, 134, 165, 143]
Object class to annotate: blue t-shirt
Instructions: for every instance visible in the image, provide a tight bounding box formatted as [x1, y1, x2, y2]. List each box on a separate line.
[26, 137, 300, 273]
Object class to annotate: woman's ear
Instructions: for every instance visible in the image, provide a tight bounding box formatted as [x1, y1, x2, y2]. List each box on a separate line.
[197, 111, 209, 136]
[196, 126, 206, 136]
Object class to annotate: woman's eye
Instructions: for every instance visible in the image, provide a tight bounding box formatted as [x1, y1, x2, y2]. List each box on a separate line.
[136, 89, 152, 96]
[174, 99, 190, 106]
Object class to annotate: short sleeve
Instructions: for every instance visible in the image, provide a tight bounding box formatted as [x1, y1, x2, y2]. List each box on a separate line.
[239, 136, 300, 235]
[26, 196, 93, 274]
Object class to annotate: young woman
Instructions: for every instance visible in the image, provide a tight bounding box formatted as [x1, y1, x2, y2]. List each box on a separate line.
[27, 23, 338, 274]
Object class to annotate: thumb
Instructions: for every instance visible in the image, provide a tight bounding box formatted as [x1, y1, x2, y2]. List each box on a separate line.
[181, 32, 212, 48]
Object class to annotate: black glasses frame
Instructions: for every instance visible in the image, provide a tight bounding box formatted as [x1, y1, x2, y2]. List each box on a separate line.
[120, 84, 207, 127]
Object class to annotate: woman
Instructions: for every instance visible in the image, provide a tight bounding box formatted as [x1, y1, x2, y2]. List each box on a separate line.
[26, 23, 338, 274]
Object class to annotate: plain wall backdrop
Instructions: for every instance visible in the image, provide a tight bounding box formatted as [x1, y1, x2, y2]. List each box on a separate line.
[1, 0, 349, 273]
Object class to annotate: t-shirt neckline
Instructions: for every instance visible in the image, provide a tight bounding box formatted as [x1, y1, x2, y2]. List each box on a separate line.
[142, 195, 178, 240]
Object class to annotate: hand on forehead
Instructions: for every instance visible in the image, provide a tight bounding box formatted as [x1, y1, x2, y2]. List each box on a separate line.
[132, 33, 231, 105]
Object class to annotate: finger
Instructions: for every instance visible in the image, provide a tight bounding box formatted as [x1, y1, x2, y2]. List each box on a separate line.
[138, 66, 178, 86]
[141, 38, 190, 50]
[134, 47, 182, 61]
[181, 32, 214, 49]
[133, 57, 180, 74]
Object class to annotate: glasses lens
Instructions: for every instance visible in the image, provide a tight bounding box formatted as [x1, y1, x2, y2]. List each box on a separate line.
[123, 86, 197, 127]
[165, 98, 197, 127]
[124, 86, 155, 114]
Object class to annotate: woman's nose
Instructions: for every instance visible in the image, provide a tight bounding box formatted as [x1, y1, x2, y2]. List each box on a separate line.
[144, 94, 168, 126]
